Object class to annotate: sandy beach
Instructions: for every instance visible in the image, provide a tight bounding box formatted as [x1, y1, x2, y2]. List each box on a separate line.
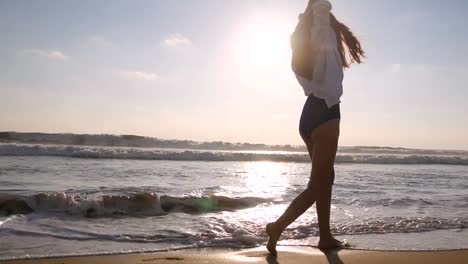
[3, 247, 468, 264]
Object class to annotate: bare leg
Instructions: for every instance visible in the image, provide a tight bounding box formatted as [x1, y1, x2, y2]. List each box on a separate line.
[266, 119, 342, 255]
[274, 136, 316, 231]
[266, 137, 315, 256]
[266, 188, 316, 255]
[310, 119, 344, 249]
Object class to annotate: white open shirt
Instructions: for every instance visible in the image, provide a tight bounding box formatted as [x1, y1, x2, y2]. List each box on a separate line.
[292, 0, 344, 108]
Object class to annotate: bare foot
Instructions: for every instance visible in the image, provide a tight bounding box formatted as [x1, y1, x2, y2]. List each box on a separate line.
[266, 223, 282, 256]
[318, 237, 349, 251]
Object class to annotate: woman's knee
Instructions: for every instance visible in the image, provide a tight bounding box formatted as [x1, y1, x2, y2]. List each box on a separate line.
[310, 169, 335, 187]
[310, 155, 336, 191]
[307, 177, 333, 195]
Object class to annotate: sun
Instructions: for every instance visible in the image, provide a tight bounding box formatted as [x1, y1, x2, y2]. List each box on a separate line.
[235, 17, 290, 70]
[248, 27, 282, 67]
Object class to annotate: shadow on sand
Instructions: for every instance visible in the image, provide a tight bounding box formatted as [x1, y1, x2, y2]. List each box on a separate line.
[265, 248, 345, 264]
[266, 254, 280, 264]
[321, 248, 345, 264]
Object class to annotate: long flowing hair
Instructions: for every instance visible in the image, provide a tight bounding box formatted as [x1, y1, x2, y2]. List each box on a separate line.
[330, 13, 365, 68]
[304, 0, 365, 68]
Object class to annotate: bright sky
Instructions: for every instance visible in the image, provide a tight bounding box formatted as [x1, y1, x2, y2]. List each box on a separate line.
[1, 0, 467, 150]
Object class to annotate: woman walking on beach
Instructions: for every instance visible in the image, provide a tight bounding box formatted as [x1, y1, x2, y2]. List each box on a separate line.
[266, 0, 364, 255]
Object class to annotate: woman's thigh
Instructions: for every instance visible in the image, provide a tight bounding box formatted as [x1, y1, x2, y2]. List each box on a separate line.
[302, 136, 315, 160]
[309, 119, 340, 187]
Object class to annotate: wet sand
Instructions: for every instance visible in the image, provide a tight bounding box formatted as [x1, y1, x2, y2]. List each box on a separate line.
[3, 246, 468, 264]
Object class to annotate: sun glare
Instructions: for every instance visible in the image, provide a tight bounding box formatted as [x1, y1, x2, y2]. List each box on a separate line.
[234, 17, 290, 70]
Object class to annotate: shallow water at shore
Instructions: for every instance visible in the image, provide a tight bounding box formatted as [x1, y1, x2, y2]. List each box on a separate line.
[1, 153, 467, 259]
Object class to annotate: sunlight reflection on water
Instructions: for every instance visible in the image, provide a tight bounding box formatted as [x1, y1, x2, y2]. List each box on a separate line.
[219, 162, 296, 199]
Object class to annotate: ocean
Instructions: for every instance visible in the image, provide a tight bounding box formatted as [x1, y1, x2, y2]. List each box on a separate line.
[0, 142, 467, 259]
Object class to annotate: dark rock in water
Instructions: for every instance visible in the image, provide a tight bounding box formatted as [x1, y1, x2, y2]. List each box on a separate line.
[0, 199, 34, 216]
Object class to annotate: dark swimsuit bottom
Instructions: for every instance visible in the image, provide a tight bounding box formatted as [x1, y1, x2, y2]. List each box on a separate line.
[299, 94, 341, 186]
[299, 94, 341, 139]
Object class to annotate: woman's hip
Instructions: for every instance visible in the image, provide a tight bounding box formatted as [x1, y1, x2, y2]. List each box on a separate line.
[299, 94, 341, 139]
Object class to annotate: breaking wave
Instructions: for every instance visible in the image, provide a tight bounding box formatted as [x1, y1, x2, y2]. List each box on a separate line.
[0, 192, 271, 217]
[1, 143, 468, 165]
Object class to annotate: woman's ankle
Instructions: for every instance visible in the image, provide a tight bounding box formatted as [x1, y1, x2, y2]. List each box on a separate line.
[319, 232, 334, 240]
[268, 221, 284, 234]
[275, 221, 287, 232]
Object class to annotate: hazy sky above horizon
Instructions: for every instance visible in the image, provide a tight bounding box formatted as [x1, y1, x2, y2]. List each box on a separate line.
[1, 0, 467, 150]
